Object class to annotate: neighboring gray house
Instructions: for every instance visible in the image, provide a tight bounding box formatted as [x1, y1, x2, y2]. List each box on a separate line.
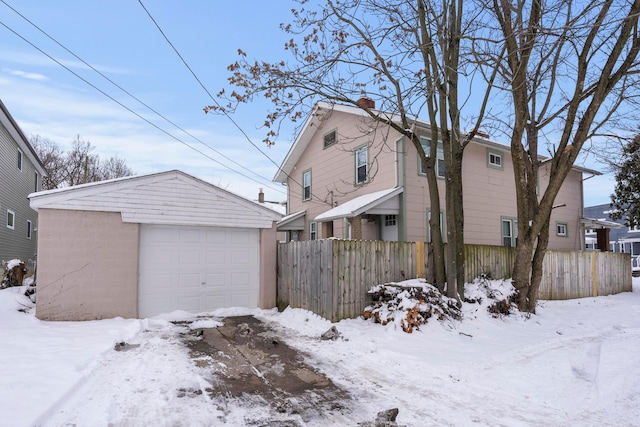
[0, 100, 46, 266]
[583, 202, 638, 252]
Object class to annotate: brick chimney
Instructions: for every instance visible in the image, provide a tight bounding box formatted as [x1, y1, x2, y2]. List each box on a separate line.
[356, 96, 375, 109]
[258, 188, 264, 203]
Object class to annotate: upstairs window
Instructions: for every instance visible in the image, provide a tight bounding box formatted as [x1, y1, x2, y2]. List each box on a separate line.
[355, 146, 368, 184]
[7, 209, 15, 230]
[419, 137, 445, 178]
[302, 170, 312, 201]
[26, 220, 32, 239]
[34, 171, 39, 192]
[17, 150, 23, 171]
[487, 148, 504, 170]
[323, 129, 337, 148]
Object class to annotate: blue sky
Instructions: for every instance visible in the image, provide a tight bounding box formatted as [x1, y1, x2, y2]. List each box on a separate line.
[0, 0, 616, 206]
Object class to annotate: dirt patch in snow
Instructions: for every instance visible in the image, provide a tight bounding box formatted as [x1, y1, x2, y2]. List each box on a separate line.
[184, 315, 350, 424]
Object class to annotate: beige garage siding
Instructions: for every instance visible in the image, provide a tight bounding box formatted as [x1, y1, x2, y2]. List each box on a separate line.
[36, 209, 139, 321]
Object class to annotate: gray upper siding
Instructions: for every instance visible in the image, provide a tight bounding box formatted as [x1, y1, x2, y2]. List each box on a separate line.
[0, 120, 40, 266]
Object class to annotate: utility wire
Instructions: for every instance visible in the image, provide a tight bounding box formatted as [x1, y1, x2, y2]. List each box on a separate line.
[0, 19, 285, 194]
[138, 0, 331, 207]
[0, 0, 283, 196]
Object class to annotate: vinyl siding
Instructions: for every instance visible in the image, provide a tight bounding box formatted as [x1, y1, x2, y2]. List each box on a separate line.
[286, 109, 399, 239]
[284, 106, 586, 249]
[30, 172, 281, 229]
[0, 121, 39, 264]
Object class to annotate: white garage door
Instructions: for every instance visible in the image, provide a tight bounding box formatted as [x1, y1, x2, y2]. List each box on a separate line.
[138, 224, 260, 318]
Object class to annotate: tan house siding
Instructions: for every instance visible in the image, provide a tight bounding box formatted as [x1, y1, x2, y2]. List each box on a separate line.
[287, 110, 399, 240]
[461, 141, 517, 246]
[545, 168, 584, 250]
[279, 103, 589, 251]
[36, 209, 139, 321]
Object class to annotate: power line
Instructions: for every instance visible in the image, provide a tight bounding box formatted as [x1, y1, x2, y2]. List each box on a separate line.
[137, 0, 331, 207]
[0, 1, 285, 196]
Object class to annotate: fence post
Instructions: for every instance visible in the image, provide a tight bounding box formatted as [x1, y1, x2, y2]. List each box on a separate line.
[415, 241, 424, 278]
[591, 251, 598, 297]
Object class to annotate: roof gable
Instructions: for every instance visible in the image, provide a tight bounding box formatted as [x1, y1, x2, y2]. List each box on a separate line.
[30, 170, 281, 229]
[0, 99, 47, 176]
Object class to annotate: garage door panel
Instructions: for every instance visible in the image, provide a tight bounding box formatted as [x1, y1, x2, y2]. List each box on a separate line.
[139, 224, 260, 318]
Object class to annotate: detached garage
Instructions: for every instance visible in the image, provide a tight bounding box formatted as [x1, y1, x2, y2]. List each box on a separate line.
[29, 170, 282, 321]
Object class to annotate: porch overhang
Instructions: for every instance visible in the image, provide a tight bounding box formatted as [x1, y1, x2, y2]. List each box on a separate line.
[276, 210, 306, 231]
[314, 187, 403, 222]
[580, 217, 623, 229]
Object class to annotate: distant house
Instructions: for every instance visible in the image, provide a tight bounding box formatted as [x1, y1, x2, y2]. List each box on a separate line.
[0, 100, 46, 266]
[583, 203, 633, 253]
[275, 99, 598, 250]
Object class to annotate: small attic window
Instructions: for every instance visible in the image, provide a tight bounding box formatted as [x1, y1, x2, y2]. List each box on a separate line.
[323, 129, 337, 148]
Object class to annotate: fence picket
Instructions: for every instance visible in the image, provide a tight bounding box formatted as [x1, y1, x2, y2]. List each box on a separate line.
[277, 240, 631, 321]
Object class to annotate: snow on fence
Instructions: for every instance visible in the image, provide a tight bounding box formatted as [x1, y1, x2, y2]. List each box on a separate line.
[277, 240, 632, 321]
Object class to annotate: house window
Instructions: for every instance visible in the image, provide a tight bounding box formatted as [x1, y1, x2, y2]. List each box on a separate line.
[629, 223, 640, 232]
[502, 217, 518, 247]
[427, 209, 446, 243]
[385, 215, 397, 226]
[355, 146, 368, 184]
[7, 209, 15, 230]
[17, 150, 23, 171]
[309, 221, 317, 240]
[419, 137, 445, 178]
[26, 220, 32, 239]
[345, 219, 352, 240]
[556, 222, 568, 237]
[34, 171, 39, 192]
[487, 148, 504, 170]
[323, 129, 337, 148]
[302, 170, 311, 201]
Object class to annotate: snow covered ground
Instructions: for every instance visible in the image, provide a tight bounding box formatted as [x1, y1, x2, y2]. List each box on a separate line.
[2, 278, 640, 427]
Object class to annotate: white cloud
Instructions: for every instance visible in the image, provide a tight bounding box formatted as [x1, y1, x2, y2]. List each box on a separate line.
[6, 68, 48, 81]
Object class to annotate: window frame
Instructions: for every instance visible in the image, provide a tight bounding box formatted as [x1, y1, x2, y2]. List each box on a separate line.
[501, 216, 518, 247]
[302, 169, 312, 201]
[487, 148, 504, 170]
[309, 221, 317, 240]
[323, 129, 337, 148]
[419, 136, 445, 178]
[384, 215, 397, 227]
[7, 209, 15, 230]
[556, 222, 568, 237]
[427, 209, 446, 243]
[355, 145, 368, 185]
[34, 171, 39, 192]
[17, 150, 23, 171]
[26, 220, 32, 239]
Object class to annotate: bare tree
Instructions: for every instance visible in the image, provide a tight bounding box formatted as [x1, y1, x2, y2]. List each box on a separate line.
[30, 134, 134, 189]
[210, 0, 493, 298]
[483, 0, 640, 312]
[30, 135, 66, 190]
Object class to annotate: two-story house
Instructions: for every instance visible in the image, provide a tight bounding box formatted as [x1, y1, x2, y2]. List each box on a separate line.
[0, 100, 47, 266]
[275, 99, 597, 250]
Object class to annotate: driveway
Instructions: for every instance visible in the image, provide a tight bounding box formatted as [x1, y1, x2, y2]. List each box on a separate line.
[184, 315, 350, 424]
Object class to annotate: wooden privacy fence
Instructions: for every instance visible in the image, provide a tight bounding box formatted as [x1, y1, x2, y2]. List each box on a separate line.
[277, 240, 632, 321]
